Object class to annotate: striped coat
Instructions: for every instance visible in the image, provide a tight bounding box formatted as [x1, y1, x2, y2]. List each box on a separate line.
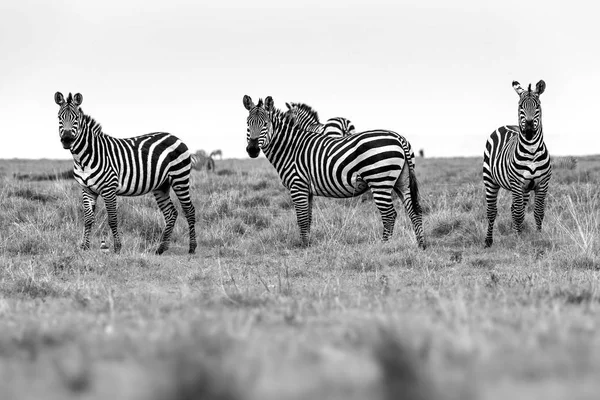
[483, 80, 551, 247]
[243, 95, 425, 248]
[54, 92, 196, 254]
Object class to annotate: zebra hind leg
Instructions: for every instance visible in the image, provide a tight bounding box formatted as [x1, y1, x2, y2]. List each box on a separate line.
[370, 188, 397, 241]
[153, 184, 179, 255]
[393, 164, 426, 249]
[172, 180, 197, 254]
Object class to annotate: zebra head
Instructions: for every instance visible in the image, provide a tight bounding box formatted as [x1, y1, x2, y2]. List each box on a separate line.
[284, 102, 322, 133]
[513, 80, 545, 140]
[243, 95, 274, 158]
[55, 92, 83, 149]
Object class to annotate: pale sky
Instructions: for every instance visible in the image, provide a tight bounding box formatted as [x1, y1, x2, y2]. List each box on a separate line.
[0, 0, 598, 160]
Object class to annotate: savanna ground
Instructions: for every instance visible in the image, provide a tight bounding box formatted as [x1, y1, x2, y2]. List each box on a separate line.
[1, 155, 600, 400]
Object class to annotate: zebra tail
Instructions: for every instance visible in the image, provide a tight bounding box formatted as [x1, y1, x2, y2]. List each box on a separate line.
[408, 165, 422, 215]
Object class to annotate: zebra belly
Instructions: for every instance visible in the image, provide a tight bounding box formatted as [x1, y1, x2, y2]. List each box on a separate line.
[311, 173, 369, 197]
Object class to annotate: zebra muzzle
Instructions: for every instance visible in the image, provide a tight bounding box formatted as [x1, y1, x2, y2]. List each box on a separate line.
[246, 139, 260, 158]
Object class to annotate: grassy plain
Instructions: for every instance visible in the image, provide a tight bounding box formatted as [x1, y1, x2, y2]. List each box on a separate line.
[1, 155, 600, 400]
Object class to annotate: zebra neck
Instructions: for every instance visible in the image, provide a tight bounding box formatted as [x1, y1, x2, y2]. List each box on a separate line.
[260, 114, 302, 186]
[515, 128, 545, 158]
[70, 115, 107, 166]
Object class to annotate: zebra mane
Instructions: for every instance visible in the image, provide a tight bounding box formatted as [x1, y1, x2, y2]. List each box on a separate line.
[286, 102, 320, 124]
[80, 110, 104, 136]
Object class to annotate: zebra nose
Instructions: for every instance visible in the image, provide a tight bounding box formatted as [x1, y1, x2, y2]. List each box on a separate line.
[246, 138, 260, 158]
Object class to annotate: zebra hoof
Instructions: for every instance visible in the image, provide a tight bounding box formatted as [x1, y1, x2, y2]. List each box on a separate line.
[484, 239, 493, 248]
[80, 244, 90, 251]
[418, 242, 427, 250]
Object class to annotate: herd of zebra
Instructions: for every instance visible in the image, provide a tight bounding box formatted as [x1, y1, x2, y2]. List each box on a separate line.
[52, 80, 572, 254]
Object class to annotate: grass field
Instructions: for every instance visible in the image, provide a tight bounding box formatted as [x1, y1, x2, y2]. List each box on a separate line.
[1, 155, 600, 400]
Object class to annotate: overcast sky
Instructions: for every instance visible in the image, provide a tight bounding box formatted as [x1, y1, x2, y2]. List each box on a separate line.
[0, 0, 598, 160]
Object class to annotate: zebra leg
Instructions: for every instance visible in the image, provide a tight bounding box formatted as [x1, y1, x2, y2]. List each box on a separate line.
[153, 184, 179, 255]
[533, 182, 550, 231]
[371, 189, 397, 241]
[510, 190, 526, 233]
[80, 188, 98, 250]
[290, 189, 312, 246]
[307, 194, 313, 237]
[172, 179, 197, 254]
[101, 190, 122, 253]
[393, 165, 426, 249]
[484, 183, 500, 247]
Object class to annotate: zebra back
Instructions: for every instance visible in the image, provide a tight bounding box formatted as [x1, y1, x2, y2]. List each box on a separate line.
[285, 102, 356, 137]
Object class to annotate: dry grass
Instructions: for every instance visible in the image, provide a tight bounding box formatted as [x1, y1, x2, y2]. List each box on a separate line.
[1, 156, 600, 399]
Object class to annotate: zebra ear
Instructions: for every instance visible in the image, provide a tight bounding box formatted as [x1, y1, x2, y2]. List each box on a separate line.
[535, 80, 546, 95]
[512, 81, 524, 95]
[264, 96, 274, 112]
[54, 92, 65, 105]
[285, 102, 292, 110]
[73, 93, 83, 106]
[243, 95, 255, 110]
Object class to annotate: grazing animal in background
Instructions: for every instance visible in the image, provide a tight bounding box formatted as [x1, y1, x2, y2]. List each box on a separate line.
[210, 149, 223, 160]
[54, 92, 197, 254]
[285, 102, 356, 138]
[482, 80, 551, 247]
[243, 95, 425, 248]
[551, 156, 577, 170]
[191, 150, 216, 172]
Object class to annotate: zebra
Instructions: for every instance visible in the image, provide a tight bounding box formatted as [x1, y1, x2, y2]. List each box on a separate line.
[284, 102, 356, 138]
[190, 150, 216, 172]
[552, 156, 577, 170]
[243, 95, 425, 248]
[483, 80, 551, 247]
[54, 92, 197, 254]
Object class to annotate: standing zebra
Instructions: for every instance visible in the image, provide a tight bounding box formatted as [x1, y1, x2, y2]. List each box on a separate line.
[54, 92, 197, 254]
[483, 80, 551, 247]
[285, 102, 356, 138]
[243, 95, 425, 248]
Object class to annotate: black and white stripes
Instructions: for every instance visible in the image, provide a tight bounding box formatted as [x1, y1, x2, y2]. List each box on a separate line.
[482, 80, 551, 247]
[55, 92, 197, 254]
[243, 95, 425, 248]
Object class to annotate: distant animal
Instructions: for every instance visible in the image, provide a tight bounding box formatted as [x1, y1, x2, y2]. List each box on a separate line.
[54, 92, 197, 254]
[191, 150, 216, 172]
[483, 80, 551, 247]
[284, 102, 356, 138]
[418, 149, 425, 158]
[551, 156, 577, 170]
[210, 149, 223, 160]
[244, 95, 425, 248]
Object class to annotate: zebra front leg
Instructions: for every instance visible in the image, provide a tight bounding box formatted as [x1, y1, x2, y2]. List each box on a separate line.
[533, 183, 549, 231]
[510, 190, 526, 234]
[102, 190, 122, 253]
[290, 189, 312, 246]
[484, 183, 500, 247]
[371, 189, 397, 241]
[80, 188, 98, 250]
[153, 188, 178, 255]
